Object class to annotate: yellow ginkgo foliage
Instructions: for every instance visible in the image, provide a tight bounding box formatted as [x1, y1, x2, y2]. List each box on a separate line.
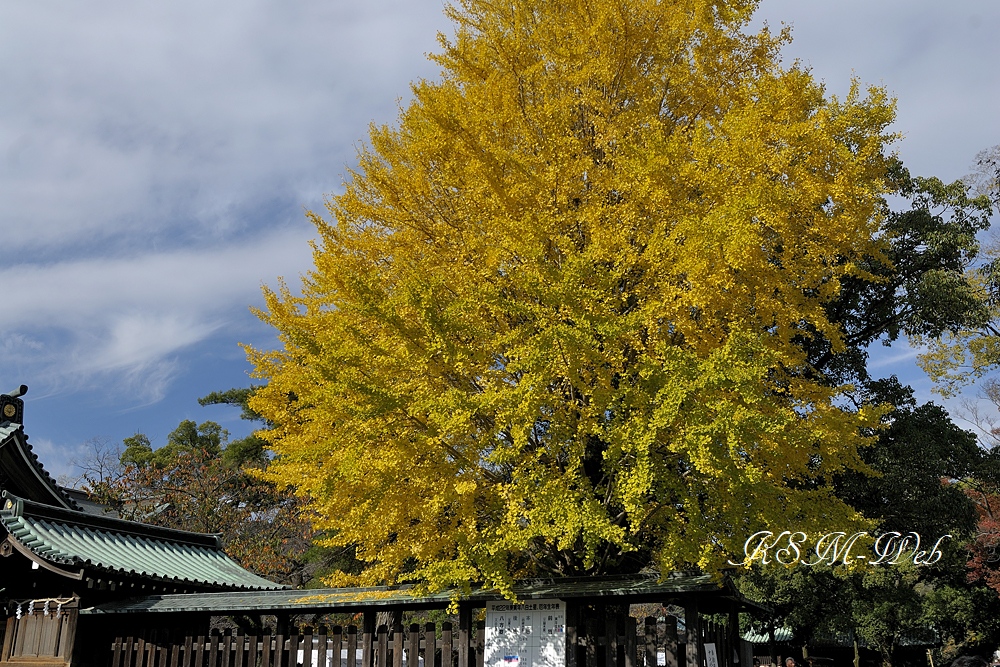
[247, 0, 897, 595]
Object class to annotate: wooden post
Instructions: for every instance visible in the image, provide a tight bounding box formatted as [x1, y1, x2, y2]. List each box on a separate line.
[317, 626, 329, 667]
[123, 636, 136, 667]
[585, 608, 598, 667]
[332, 627, 344, 667]
[475, 621, 485, 667]
[663, 614, 678, 667]
[565, 601, 579, 667]
[643, 618, 655, 667]
[246, 632, 258, 667]
[442, 623, 453, 667]
[261, 633, 272, 667]
[347, 626, 359, 667]
[363, 614, 376, 667]
[208, 630, 220, 667]
[728, 605, 740, 667]
[304, 627, 316, 667]
[424, 623, 436, 667]
[223, 629, 234, 667]
[624, 615, 637, 667]
[684, 601, 700, 667]
[274, 629, 285, 667]
[195, 634, 207, 667]
[378, 625, 389, 667]
[407, 624, 419, 667]
[458, 604, 472, 667]
[392, 623, 404, 667]
[605, 607, 619, 667]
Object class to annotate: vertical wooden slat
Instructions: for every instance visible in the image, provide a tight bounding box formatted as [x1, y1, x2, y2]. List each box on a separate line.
[288, 629, 301, 667]
[663, 616, 678, 667]
[377, 626, 389, 667]
[565, 602, 579, 667]
[714, 622, 726, 667]
[195, 635, 207, 667]
[184, 635, 194, 667]
[304, 627, 316, 667]
[605, 607, 618, 667]
[684, 603, 700, 667]
[122, 635, 136, 667]
[585, 609, 599, 667]
[235, 630, 247, 667]
[663, 614, 684, 667]
[113, 636, 125, 667]
[441, 623, 452, 667]
[474, 621, 485, 667]
[363, 615, 376, 667]
[347, 626, 359, 667]
[407, 624, 419, 667]
[423, 624, 436, 667]
[332, 627, 344, 667]
[1, 618, 16, 663]
[155, 634, 165, 667]
[222, 629, 234, 667]
[392, 624, 404, 667]
[135, 635, 147, 667]
[318, 626, 330, 667]
[274, 632, 285, 667]
[247, 633, 259, 667]
[456, 604, 472, 667]
[209, 630, 221, 667]
[457, 607, 471, 667]
[261, 634, 273, 667]
[643, 618, 656, 667]
[171, 642, 181, 667]
[624, 616, 637, 667]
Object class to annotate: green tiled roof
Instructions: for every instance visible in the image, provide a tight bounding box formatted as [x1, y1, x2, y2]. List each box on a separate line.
[83, 573, 754, 615]
[1, 491, 283, 592]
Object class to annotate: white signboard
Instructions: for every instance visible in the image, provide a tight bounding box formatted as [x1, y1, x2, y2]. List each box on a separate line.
[704, 644, 719, 667]
[486, 599, 566, 667]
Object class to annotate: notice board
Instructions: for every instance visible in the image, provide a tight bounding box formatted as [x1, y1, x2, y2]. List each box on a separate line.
[485, 599, 566, 667]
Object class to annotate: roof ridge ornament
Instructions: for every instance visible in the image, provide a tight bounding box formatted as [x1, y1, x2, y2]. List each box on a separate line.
[0, 385, 27, 424]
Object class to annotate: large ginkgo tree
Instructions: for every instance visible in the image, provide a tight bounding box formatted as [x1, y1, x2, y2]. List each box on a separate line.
[247, 0, 932, 595]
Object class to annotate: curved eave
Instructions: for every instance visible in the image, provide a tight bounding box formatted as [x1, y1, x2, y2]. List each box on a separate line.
[0, 423, 79, 510]
[4, 534, 85, 579]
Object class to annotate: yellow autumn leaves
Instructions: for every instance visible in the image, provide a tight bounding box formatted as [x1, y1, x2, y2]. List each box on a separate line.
[247, 0, 898, 594]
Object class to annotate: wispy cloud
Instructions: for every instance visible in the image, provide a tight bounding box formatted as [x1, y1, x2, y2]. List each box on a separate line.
[867, 345, 923, 371]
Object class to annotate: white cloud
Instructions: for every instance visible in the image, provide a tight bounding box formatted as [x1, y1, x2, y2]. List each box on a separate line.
[0, 0, 450, 253]
[0, 227, 315, 401]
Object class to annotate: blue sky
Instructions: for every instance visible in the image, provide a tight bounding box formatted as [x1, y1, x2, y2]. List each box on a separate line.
[1, 1, 998, 481]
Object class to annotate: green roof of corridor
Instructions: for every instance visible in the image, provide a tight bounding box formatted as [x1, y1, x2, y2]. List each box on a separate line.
[82, 573, 760, 615]
[1, 491, 283, 592]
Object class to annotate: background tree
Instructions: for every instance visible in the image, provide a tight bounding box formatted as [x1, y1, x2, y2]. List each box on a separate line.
[738, 379, 999, 665]
[916, 144, 1000, 393]
[82, 398, 318, 586]
[245, 0, 928, 595]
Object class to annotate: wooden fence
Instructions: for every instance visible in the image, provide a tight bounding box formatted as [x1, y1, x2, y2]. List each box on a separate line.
[108, 616, 740, 667]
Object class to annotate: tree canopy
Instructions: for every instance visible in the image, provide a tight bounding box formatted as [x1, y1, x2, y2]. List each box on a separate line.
[82, 414, 316, 585]
[246, 0, 983, 594]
